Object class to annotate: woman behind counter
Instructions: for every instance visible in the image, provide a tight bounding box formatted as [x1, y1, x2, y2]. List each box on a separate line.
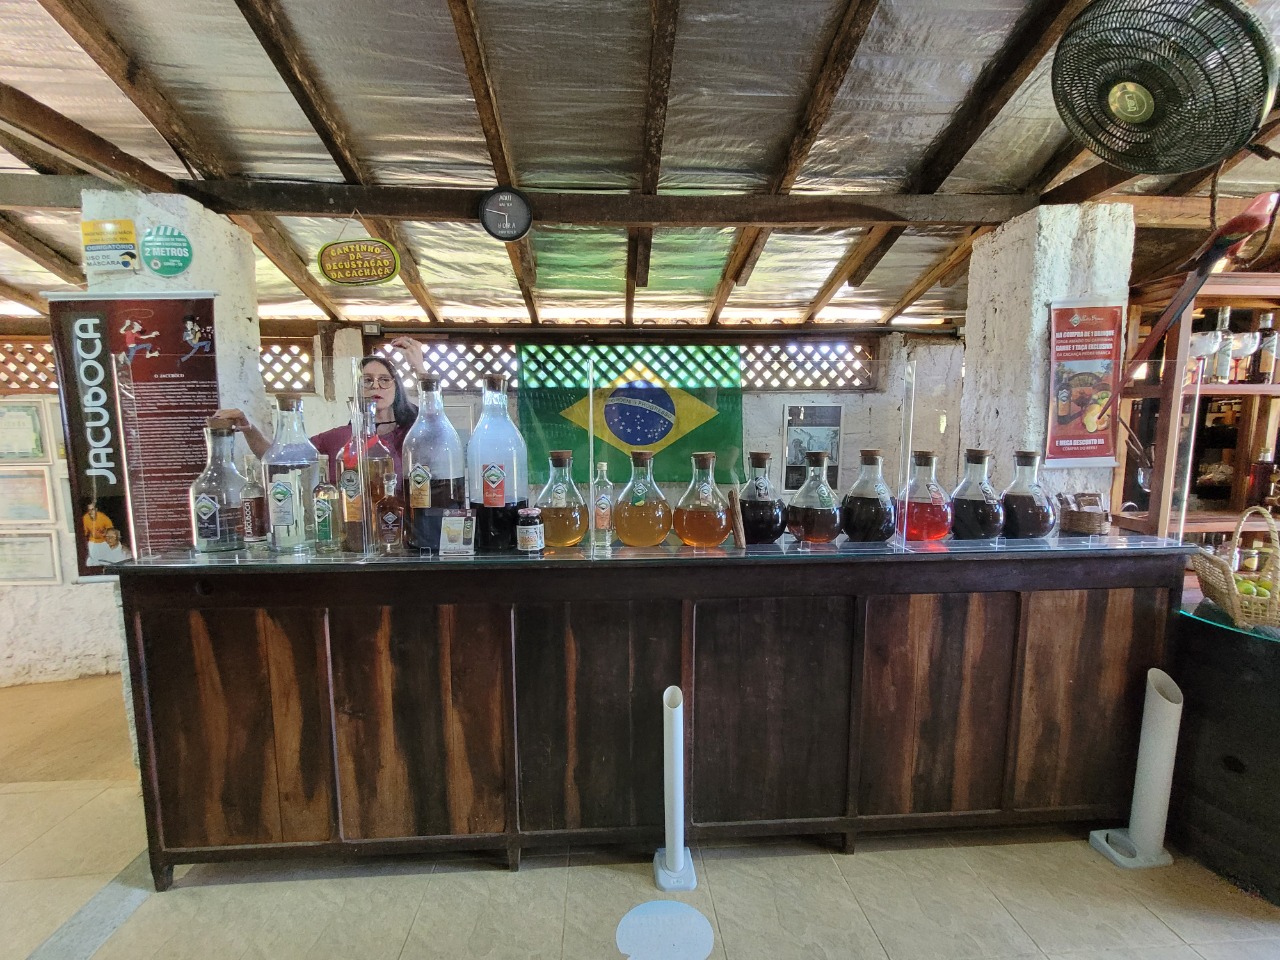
[216, 337, 427, 480]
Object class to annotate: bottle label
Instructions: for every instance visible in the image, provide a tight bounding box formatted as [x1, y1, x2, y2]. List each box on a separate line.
[269, 478, 296, 526]
[194, 494, 220, 541]
[242, 496, 267, 540]
[631, 480, 647, 506]
[697, 481, 712, 506]
[817, 486, 835, 509]
[379, 509, 402, 543]
[551, 482, 568, 508]
[482, 463, 506, 506]
[981, 483, 999, 505]
[340, 469, 363, 521]
[408, 464, 432, 508]
[517, 521, 545, 551]
[594, 493, 612, 530]
[875, 482, 892, 508]
[752, 477, 769, 497]
[927, 482, 945, 506]
[316, 499, 333, 541]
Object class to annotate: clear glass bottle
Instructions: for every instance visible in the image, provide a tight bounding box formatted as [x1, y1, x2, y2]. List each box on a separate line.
[241, 455, 268, 547]
[1210, 307, 1234, 384]
[189, 416, 246, 553]
[740, 451, 786, 545]
[841, 448, 896, 543]
[1001, 450, 1057, 538]
[900, 450, 951, 541]
[535, 450, 588, 547]
[950, 448, 1004, 541]
[314, 454, 343, 554]
[614, 450, 672, 547]
[1252, 312, 1277, 385]
[674, 451, 731, 547]
[375, 473, 405, 554]
[340, 400, 394, 553]
[591, 461, 614, 552]
[467, 374, 529, 551]
[403, 374, 467, 551]
[263, 395, 320, 554]
[786, 450, 841, 543]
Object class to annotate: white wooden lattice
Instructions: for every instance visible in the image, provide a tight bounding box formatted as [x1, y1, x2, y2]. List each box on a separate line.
[372, 341, 519, 390]
[260, 340, 315, 393]
[0, 341, 58, 394]
[740, 341, 877, 391]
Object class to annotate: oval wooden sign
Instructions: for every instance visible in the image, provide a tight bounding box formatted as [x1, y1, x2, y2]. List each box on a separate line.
[317, 238, 401, 285]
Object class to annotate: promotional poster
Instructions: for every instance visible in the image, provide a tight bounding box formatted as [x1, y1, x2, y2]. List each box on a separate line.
[50, 294, 218, 575]
[1046, 296, 1125, 469]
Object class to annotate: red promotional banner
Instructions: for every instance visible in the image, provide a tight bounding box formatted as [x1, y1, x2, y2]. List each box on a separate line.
[1046, 296, 1125, 468]
[50, 294, 218, 575]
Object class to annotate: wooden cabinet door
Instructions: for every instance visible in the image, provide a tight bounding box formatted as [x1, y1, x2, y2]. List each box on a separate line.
[860, 593, 1018, 817]
[1011, 588, 1169, 813]
[328, 603, 510, 840]
[141, 607, 334, 848]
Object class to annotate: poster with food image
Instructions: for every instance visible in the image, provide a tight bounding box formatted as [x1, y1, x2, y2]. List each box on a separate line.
[1046, 296, 1125, 468]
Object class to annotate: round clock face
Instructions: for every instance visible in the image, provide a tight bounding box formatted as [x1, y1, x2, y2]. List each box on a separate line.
[478, 187, 533, 242]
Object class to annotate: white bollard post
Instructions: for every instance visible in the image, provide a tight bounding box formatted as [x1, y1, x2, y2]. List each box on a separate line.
[654, 685, 696, 891]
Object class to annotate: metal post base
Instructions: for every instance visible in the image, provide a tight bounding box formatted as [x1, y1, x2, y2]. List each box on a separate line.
[1089, 828, 1173, 870]
[653, 847, 697, 891]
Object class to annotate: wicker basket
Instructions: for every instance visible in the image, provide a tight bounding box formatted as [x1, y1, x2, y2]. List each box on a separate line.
[1058, 492, 1112, 536]
[1192, 506, 1280, 628]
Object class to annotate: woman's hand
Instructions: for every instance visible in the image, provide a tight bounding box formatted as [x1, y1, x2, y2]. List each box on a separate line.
[212, 408, 270, 458]
[389, 337, 428, 378]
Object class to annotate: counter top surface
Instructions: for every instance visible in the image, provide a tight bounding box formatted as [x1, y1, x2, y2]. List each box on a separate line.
[116, 534, 1192, 575]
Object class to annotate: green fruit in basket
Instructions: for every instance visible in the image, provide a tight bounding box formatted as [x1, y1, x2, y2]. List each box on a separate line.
[1257, 587, 1271, 599]
[1261, 579, 1274, 591]
[1239, 581, 1257, 596]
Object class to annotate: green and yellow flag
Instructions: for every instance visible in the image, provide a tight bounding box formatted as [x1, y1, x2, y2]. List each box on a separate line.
[517, 344, 743, 484]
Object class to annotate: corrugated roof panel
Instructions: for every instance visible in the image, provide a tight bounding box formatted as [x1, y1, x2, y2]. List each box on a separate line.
[719, 228, 863, 323]
[399, 221, 527, 320]
[634, 227, 735, 323]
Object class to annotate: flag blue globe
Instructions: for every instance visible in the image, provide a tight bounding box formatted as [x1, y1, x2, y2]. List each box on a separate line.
[604, 381, 677, 445]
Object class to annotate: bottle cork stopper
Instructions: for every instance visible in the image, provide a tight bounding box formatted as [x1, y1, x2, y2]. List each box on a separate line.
[965, 448, 992, 463]
[483, 373, 508, 392]
[418, 373, 440, 392]
[912, 450, 936, 466]
[205, 416, 235, 431]
[1014, 450, 1040, 466]
[630, 450, 654, 463]
[692, 451, 716, 469]
[860, 449, 882, 464]
[804, 450, 828, 466]
[748, 451, 771, 468]
[549, 449, 573, 467]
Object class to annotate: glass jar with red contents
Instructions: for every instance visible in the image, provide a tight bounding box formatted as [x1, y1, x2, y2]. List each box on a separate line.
[899, 450, 951, 541]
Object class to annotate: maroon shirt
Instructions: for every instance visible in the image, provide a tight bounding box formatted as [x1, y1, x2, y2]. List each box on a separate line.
[312, 422, 410, 484]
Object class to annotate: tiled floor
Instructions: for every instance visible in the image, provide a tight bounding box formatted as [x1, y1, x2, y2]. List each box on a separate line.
[3, 675, 1280, 960]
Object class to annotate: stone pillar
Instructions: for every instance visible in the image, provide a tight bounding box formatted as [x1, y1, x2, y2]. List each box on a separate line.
[961, 202, 1134, 500]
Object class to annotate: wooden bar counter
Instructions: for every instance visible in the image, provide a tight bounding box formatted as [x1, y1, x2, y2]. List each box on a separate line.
[117, 536, 1189, 890]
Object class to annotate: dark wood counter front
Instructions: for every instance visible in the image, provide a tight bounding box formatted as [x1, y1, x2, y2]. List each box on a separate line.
[118, 540, 1188, 890]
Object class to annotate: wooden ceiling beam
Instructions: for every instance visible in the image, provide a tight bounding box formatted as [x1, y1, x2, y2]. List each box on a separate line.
[229, 214, 346, 320]
[364, 320, 954, 343]
[0, 212, 83, 285]
[0, 277, 48, 314]
[880, 226, 993, 324]
[802, 224, 893, 323]
[1040, 161, 1142, 205]
[0, 129, 82, 176]
[445, 0, 538, 324]
[0, 316, 52, 335]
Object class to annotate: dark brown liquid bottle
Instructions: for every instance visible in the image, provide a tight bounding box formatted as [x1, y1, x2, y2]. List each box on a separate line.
[841, 449, 895, 542]
[1001, 451, 1057, 538]
[786, 450, 841, 543]
[740, 451, 786, 544]
[950, 448, 1004, 540]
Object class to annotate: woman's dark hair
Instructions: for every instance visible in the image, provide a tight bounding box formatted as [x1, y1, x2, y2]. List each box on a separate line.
[360, 356, 418, 429]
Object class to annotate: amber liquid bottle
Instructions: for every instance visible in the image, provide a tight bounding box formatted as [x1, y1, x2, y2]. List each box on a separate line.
[786, 450, 841, 543]
[1001, 450, 1057, 539]
[534, 450, 589, 547]
[950, 448, 1004, 540]
[339, 401, 394, 553]
[615, 450, 672, 547]
[374, 475, 405, 555]
[840, 449, 896, 542]
[673, 451, 731, 547]
[899, 450, 952, 541]
[739, 451, 786, 545]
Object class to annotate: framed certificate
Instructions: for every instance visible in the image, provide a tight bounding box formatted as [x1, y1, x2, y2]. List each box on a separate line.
[0, 466, 56, 524]
[0, 530, 61, 584]
[0, 399, 51, 463]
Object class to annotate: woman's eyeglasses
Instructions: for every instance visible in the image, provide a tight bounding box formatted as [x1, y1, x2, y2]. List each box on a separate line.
[360, 376, 396, 388]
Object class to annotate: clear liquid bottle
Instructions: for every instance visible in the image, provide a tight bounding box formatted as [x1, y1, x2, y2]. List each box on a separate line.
[189, 416, 246, 553]
[1001, 450, 1058, 539]
[674, 451, 731, 547]
[314, 454, 343, 554]
[950, 448, 1004, 541]
[375, 473, 405, 554]
[241, 455, 268, 547]
[403, 374, 467, 551]
[340, 400, 394, 554]
[535, 450, 588, 547]
[841, 449, 896, 543]
[739, 451, 786, 545]
[614, 450, 672, 547]
[263, 395, 319, 554]
[467, 374, 529, 551]
[590, 461, 614, 552]
[1210, 307, 1234, 384]
[786, 450, 841, 543]
[900, 450, 951, 541]
[1251, 312, 1277, 385]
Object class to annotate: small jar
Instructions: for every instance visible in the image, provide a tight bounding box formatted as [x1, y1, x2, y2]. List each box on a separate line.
[516, 507, 545, 553]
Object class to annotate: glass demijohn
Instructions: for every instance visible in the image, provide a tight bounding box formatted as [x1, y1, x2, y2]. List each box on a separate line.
[901, 450, 951, 541]
[402, 374, 466, 551]
[189, 416, 246, 553]
[1001, 450, 1058, 538]
[950, 448, 1004, 540]
[739, 451, 786, 545]
[467, 374, 529, 551]
[591, 461, 614, 551]
[535, 450, 588, 547]
[840, 449, 896, 543]
[674, 451, 731, 547]
[263, 395, 320, 554]
[786, 450, 841, 543]
[614, 450, 672, 547]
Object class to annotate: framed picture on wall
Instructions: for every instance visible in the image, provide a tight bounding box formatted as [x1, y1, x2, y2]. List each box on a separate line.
[0, 398, 51, 464]
[784, 405, 841, 491]
[0, 466, 56, 524]
[0, 530, 61, 585]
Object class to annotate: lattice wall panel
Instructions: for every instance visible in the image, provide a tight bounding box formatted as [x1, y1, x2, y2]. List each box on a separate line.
[372, 341, 519, 390]
[740, 341, 877, 391]
[0, 341, 58, 394]
[260, 339, 315, 393]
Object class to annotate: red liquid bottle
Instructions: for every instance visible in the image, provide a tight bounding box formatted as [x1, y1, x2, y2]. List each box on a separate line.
[898, 450, 951, 542]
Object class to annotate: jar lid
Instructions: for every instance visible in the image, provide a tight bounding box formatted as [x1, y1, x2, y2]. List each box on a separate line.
[549, 449, 573, 466]
[630, 450, 654, 463]
[518, 507, 541, 519]
[483, 373, 508, 392]
[804, 450, 828, 466]
[418, 373, 440, 392]
[692, 451, 716, 468]
[1014, 450, 1040, 466]
[965, 448, 992, 463]
[748, 451, 771, 467]
[206, 416, 235, 431]
[860, 449, 882, 464]
[912, 450, 936, 466]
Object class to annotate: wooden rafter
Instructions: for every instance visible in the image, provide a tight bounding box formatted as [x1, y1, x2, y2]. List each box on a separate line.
[0, 277, 48, 314]
[880, 227, 993, 324]
[0, 129, 81, 176]
[707, 0, 880, 324]
[444, 0, 539, 323]
[802, 225, 893, 323]
[1040, 161, 1141, 205]
[231, 0, 442, 323]
[0, 212, 83, 285]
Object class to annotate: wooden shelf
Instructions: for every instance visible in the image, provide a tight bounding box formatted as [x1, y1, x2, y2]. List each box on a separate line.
[1116, 509, 1277, 535]
[1131, 272, 1280, 309]
[1122, 383, 1280, 400]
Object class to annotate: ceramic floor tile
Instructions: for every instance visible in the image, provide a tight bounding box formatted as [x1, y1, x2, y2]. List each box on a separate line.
[0, 873, 113, 960]
[1192, 940, 1280, 959]
[702, 849, 888, 960]
[0, 675, 136, 783]
[303, 875, 430, 960]
[1042, 947, 1203, 959]
[838, 846, 1040, 960]
[0, 779, 119, 794]
[959, 841, 1181, 954]
[399, 855, 568, 959]
[91, 884, 266, 960]
[946, 826, 1085, 848]
[0, 784, 146, 880]
[850, 834, 956, 854]
[0, 786, 107, 866]
[1107, 859, 1280, 944]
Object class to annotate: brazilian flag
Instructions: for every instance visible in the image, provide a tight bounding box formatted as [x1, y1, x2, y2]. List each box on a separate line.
[518, 345, 743, 484]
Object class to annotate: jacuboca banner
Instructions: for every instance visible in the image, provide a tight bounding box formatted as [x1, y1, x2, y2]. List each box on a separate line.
[517, 344, 744, 485]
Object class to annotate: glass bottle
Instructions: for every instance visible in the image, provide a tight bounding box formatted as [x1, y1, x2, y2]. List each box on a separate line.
[241, 455, 268, 547]
[739, 451, 786, 545]
[614, 450, 672, 547]
[591, 461, 614, 552]
[840, 449, 895, 543]
[189, 416, 246, 553]
[1251, 313, 1277, 385]
[786, 450, 841, 543]
[339, 400, 394, 553]
[535, 450, 588, 547]
[674, 451, 731, 548]
[1210, 307, 1234, 384]
[950, 448, 1004, 540]
[314, 454, 343, 554]
[263, 394, 320, 554]
[1001, 450, 1058, 538]
[900, 450, 952, 541]
[403, 374, 467, 551]
[467, 374, 529, 551]
[375, 473, 405, 554]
